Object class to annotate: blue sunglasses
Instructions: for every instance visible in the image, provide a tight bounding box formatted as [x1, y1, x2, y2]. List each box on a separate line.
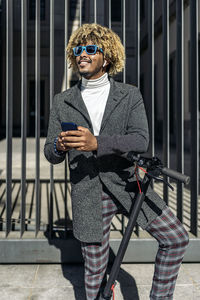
[73, 45, 104, 56]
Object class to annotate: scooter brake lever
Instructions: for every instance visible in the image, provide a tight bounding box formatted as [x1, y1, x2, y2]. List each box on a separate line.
[147, 172, 174, 191]
[162, 178, 174, 191]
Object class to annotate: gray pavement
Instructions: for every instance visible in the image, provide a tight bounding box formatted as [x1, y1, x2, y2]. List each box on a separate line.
[0, 138, 66, 180]
[0, 263, 200, 299]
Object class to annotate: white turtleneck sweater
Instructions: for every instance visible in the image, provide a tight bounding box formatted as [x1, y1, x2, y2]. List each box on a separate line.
[81, 73, 110, 136]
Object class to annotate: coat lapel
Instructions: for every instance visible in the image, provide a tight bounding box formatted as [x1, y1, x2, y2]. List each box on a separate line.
[100, 78, 128, 133]
[63, 78, 128, 133]
[64, 81, 92, 127]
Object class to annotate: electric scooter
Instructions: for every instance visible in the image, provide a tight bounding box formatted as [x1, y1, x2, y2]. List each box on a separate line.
[99, 153, 190, 300]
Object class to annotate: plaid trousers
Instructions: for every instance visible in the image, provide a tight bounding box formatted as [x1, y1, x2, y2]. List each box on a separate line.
[81, 193, 189, 300]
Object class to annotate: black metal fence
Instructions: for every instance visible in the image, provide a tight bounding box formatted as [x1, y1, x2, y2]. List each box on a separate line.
[1, 0, 199, 241]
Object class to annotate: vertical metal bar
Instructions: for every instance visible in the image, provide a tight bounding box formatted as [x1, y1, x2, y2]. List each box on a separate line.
[49, 0, 54, 238]
[35, 0, 40, 236]
[135, 0, 140, 88]
[162, 0, 169, 204]
[21, 0, 27, 236]
[64, 159, 68, 237]
[176, 0, 184, 222]
[148, 0, 154, 158]
[122, 0, 126, 84]
[108, 0, 111, 29]
[190, 0, 199, 236]
[133, 0, 141, 237]
[64, 0, 69, 237]
[64, 0, 68, 90]
[94, 0, 97, 23]
[6, 0, 13, 236]
[120, 0, 126, 234]
[79, 0, 82, 27]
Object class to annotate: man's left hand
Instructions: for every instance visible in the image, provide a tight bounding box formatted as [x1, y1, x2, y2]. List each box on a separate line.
[61, 126, 98, 152]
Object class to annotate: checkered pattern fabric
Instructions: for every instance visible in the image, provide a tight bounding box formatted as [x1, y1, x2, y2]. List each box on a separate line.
[146, 206, 189, 300]
[81, 193, 118, 300]
[81, 197, 189, 300]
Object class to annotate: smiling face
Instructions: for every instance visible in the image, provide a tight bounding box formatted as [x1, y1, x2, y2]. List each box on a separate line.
[75, 42, 106, 80]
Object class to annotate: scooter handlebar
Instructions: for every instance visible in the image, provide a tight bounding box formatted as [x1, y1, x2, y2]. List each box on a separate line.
[161, 167, 190, 185]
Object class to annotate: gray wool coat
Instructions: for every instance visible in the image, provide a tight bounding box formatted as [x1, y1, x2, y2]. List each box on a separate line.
[44, 77, 166, 243]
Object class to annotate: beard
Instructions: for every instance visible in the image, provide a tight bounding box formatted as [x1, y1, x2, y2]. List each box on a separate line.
[79, 70, 91, 78]
[78, 65, 104, 80]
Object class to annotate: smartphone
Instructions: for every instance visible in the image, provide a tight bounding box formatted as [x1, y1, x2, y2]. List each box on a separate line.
[61, 122, 78, 131]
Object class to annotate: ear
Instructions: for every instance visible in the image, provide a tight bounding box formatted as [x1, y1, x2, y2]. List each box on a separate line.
[103, 60, 107, 68]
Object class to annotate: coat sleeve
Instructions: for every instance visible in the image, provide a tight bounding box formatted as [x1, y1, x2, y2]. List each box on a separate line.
[96, 88, 149, 158]
[44, 94, 66, 164]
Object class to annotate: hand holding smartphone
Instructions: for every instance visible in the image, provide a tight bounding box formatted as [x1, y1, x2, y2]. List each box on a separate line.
[56, 122, 78, 152]
[59, 122, 97, 152]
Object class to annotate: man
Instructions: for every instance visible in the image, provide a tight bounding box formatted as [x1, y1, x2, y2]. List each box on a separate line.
[44, 23, 189, 300]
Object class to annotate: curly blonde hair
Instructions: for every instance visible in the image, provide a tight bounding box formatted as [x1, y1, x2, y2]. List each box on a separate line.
[66, 23, 125, 76]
